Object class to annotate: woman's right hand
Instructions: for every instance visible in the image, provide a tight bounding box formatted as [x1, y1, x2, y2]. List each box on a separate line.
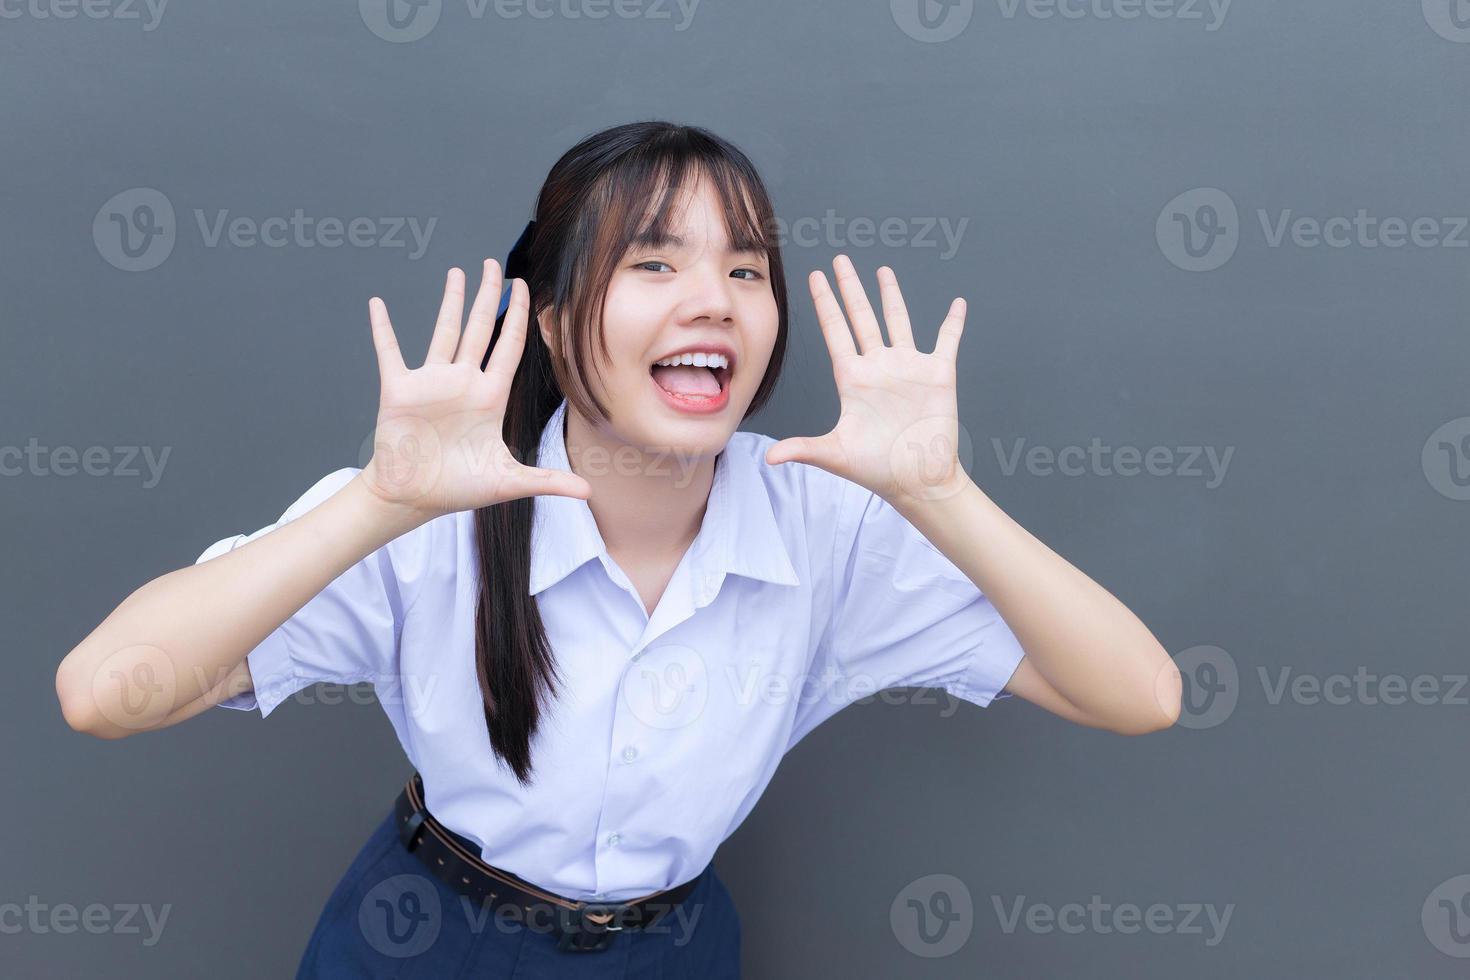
[359, 260, 592, 519]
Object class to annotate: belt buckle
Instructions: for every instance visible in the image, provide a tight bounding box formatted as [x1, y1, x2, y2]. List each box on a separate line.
[555, 902, 627, 953]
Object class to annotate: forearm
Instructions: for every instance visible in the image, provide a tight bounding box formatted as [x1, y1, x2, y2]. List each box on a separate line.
[55, 473, 426, 738]
[890, 475, 1179, 732]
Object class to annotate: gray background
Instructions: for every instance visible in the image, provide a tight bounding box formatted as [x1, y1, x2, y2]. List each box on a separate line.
[4, 0, 1468, 976]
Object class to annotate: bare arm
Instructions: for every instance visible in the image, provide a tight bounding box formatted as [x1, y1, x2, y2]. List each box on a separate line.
[54, 475, 424, 738]
[765, 256, 1181, 735]
[891, 479, 1180, 735]
[55, 261, 590, 739]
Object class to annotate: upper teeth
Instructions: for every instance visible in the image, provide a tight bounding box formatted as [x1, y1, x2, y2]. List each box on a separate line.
[653, 352, 729, 369]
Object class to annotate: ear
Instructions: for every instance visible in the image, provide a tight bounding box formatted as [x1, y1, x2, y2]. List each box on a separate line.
[536, 306, 556, 350]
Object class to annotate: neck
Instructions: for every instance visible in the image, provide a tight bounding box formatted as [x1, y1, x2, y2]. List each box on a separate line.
[562, 406, 718, 558]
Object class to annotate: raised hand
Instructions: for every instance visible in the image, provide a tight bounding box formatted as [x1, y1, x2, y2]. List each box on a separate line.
[764, 254, 970, 504]
[360, 260, 592, 517]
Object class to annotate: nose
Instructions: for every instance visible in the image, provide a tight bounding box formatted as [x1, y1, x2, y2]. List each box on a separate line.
[674, 261, 737, 327]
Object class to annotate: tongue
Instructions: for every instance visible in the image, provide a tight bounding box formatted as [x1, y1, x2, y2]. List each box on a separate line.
[651, 364, 721, 397]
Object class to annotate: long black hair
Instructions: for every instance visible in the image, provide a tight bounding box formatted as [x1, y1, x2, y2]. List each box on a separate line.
[473, 121, 790, 785]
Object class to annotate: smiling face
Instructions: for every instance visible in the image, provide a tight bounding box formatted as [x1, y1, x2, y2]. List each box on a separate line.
[539, 172, 780, 464]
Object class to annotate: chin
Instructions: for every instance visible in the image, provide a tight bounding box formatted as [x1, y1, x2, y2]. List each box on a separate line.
[631, 392, 741, 456]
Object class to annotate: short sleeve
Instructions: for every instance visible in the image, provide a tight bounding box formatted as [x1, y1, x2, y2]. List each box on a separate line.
[792, 480, 1027, 743]
[193, 467, 414, 718]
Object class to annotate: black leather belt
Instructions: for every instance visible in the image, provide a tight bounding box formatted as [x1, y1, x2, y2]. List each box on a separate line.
[393, 772, 705, 953]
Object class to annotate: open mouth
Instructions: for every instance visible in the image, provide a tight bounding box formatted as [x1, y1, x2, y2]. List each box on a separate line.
[648, 353, 733, 399]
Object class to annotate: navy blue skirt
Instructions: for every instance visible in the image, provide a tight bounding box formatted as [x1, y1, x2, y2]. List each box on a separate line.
[293, 807, 741, 978]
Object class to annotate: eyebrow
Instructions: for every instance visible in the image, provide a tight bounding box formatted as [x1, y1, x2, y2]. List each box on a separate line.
[630, 229, 767, 259]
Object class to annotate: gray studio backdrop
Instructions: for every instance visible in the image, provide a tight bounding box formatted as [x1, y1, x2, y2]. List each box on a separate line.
[4, 1, 1468, 977]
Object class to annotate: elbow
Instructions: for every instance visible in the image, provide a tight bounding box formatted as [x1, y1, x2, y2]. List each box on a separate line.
[1108, 654, 1182, 736]
[55, 657, 127, 739]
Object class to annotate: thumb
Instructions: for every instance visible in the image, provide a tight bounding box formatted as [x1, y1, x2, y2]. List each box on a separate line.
[522, 466, 593, 501]
[766, 435, 827, 468]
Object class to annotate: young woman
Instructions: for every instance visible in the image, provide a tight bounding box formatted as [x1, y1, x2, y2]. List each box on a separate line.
[56, 121, 1181, 977]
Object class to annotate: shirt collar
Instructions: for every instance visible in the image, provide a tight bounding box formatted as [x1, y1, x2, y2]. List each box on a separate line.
[528, 397, 800, 597]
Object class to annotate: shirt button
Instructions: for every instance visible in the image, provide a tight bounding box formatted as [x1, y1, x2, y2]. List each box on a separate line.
[607, 833, 621, 847]
[622, 745, 638, 763]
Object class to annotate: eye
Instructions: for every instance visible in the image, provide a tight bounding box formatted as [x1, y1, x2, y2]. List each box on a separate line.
[633, 260, 765, 280]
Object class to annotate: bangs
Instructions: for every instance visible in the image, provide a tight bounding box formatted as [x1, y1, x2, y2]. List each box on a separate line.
[591, 151, 776, 273]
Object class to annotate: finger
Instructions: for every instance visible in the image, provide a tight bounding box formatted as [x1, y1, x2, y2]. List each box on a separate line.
[765, 433, 843, 471]
[425, 267, 466, 364]
[455, 258, 503, 368]
[933, 297, 967, 363]
[484, 278, 530, 386]
[368, 297, 407, 379]
[875, 266, 916, 349]
[518, 465, 592, 501]
[832, 254, 884, 353]
[807, 270, 856, 363]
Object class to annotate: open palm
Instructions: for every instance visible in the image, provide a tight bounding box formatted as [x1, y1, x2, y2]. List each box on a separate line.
[361, 261, 591, 517]
[765, 255, 970, 504]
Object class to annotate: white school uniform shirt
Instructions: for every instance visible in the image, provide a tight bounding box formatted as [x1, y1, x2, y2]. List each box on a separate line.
[196, 397, 1026, 902]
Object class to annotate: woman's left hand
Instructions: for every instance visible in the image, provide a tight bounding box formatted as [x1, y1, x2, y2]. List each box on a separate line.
[765, 254, 972, 505]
